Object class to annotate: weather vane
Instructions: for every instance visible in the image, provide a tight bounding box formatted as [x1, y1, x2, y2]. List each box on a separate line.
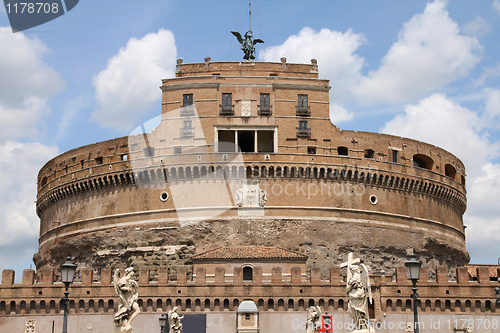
[231, 0, 264, 61]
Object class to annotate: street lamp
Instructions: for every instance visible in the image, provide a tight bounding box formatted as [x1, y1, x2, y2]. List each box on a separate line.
[405, 254, 422, 333]
[159, 313, 168, 333]
[60, 256, 77, 333]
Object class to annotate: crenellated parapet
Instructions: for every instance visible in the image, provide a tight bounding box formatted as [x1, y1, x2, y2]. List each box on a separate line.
[1, 265, 498, 316]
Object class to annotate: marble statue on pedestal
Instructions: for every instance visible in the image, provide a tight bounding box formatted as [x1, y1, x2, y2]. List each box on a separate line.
[341, 253, 375, 333]
[113, 268, 140, 333]
[306, 306, 322, 333]
[168, 307, 184, 333]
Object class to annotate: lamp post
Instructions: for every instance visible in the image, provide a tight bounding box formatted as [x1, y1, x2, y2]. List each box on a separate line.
[405, 254, 422, 333]
[60, 256, 77, 333]
[159, 313, 167, 333]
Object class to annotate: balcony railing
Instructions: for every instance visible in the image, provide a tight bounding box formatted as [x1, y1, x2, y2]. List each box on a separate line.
[181, 105, 195, 116]
[219, 105, 235, 116]
[296, 105, 310, 116]
[296, 127, 311, 138]
[180, 127, 194, 138]
[258, 105, 272, 116]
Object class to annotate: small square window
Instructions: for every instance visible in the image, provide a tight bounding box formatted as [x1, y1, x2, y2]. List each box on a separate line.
[174, 146, 182, 155]
[308, 147, 316, 154]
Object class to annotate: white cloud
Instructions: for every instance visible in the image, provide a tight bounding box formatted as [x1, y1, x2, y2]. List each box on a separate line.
[259, 27, 366, 104]
[494, 0, 500, 16]
[463, 16, 490, 37]
[472, 62, 500, 88]
[352, 0, 482, 105]
[330, 103, 354, 124]
[92, 29, 177, 130]
[381, 94, 492, 172]
[381, 94, 500, 264]
[0, 141, 58, 271]
[0, 27, 65, 141]
[484, 88, 500, 119]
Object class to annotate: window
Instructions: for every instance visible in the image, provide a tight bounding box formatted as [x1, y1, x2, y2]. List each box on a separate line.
[220, 93, 233, 115]
[413, 154, 433, 170]
[182, 94, 194, 116]
[308, 147, 316, 154]
[297, 94, 310, 116]
[259, 93, 271, 115]
[337, 146, 348, 156]
[243, 266, 253, 281]
[95, 156, 103, 165]
[217, 128, 276, 153]
[364, 149, 375, 159]
[180, 120, 194, 137]
[297, 120, 310, 137]
[392, 150, 398, 163]
[174, 146, 182, 154]
[183, 94, 193, 107]
[445, 164, 456, 179]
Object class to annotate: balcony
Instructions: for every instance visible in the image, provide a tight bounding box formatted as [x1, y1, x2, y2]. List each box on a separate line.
[180, 127, 194, 138]
[296, 127, 311, 138]
[181, 105, 195, 116]
[296, 105, 310, 117]
[258, 105, 272, 116]
[219, 105, 235, 116]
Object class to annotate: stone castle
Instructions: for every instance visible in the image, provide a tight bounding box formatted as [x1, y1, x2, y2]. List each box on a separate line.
[1, 58, 498, 332]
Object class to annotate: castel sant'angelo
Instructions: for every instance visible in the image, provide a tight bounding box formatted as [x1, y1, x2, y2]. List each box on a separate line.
[1, 31, 499, 333]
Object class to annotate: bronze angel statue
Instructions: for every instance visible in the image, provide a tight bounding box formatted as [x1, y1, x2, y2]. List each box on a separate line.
[113, 268, 140, 332]
[231, 30, 264, 60]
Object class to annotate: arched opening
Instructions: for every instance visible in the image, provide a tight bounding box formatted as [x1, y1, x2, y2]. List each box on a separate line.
[243, 266, 253, 281]
[413, 154, 434, 170]
[268, 299, 274, 311]
[288, 299, 294, 311]
[364, 149, 375, 159]
[445, 164, 456, 179]
[204, 299, 210, 311]
[337, 146, 348, 156]
[461, 175, 466, 186]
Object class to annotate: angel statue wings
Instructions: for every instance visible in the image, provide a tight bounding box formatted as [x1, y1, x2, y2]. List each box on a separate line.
[113, 268, 140, 333]
[306, 305, 322, 333]
[342, 253, 375, 333]
[168, 306, 184, 333]
[231, 30, 264, 61]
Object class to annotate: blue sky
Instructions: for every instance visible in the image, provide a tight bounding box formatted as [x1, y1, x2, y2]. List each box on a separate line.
[1, 0, 499, 277]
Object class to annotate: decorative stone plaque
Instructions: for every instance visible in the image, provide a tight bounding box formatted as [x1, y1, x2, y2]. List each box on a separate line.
[241, 100, 251, 117]
[26, 319, 35, 333]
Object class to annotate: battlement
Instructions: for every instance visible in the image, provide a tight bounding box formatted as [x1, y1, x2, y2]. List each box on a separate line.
[2, 265, 498, 287]
[174, 58, 319, 78]
[1, 265, 498, 317]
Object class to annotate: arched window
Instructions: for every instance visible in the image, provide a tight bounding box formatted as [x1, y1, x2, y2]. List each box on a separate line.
[413, 154, 434, 170]
[337, 146, 348, 156]
[243, 266, 253, 281]
[445, 164, 456, 179]
[364, 149, 375, 159]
